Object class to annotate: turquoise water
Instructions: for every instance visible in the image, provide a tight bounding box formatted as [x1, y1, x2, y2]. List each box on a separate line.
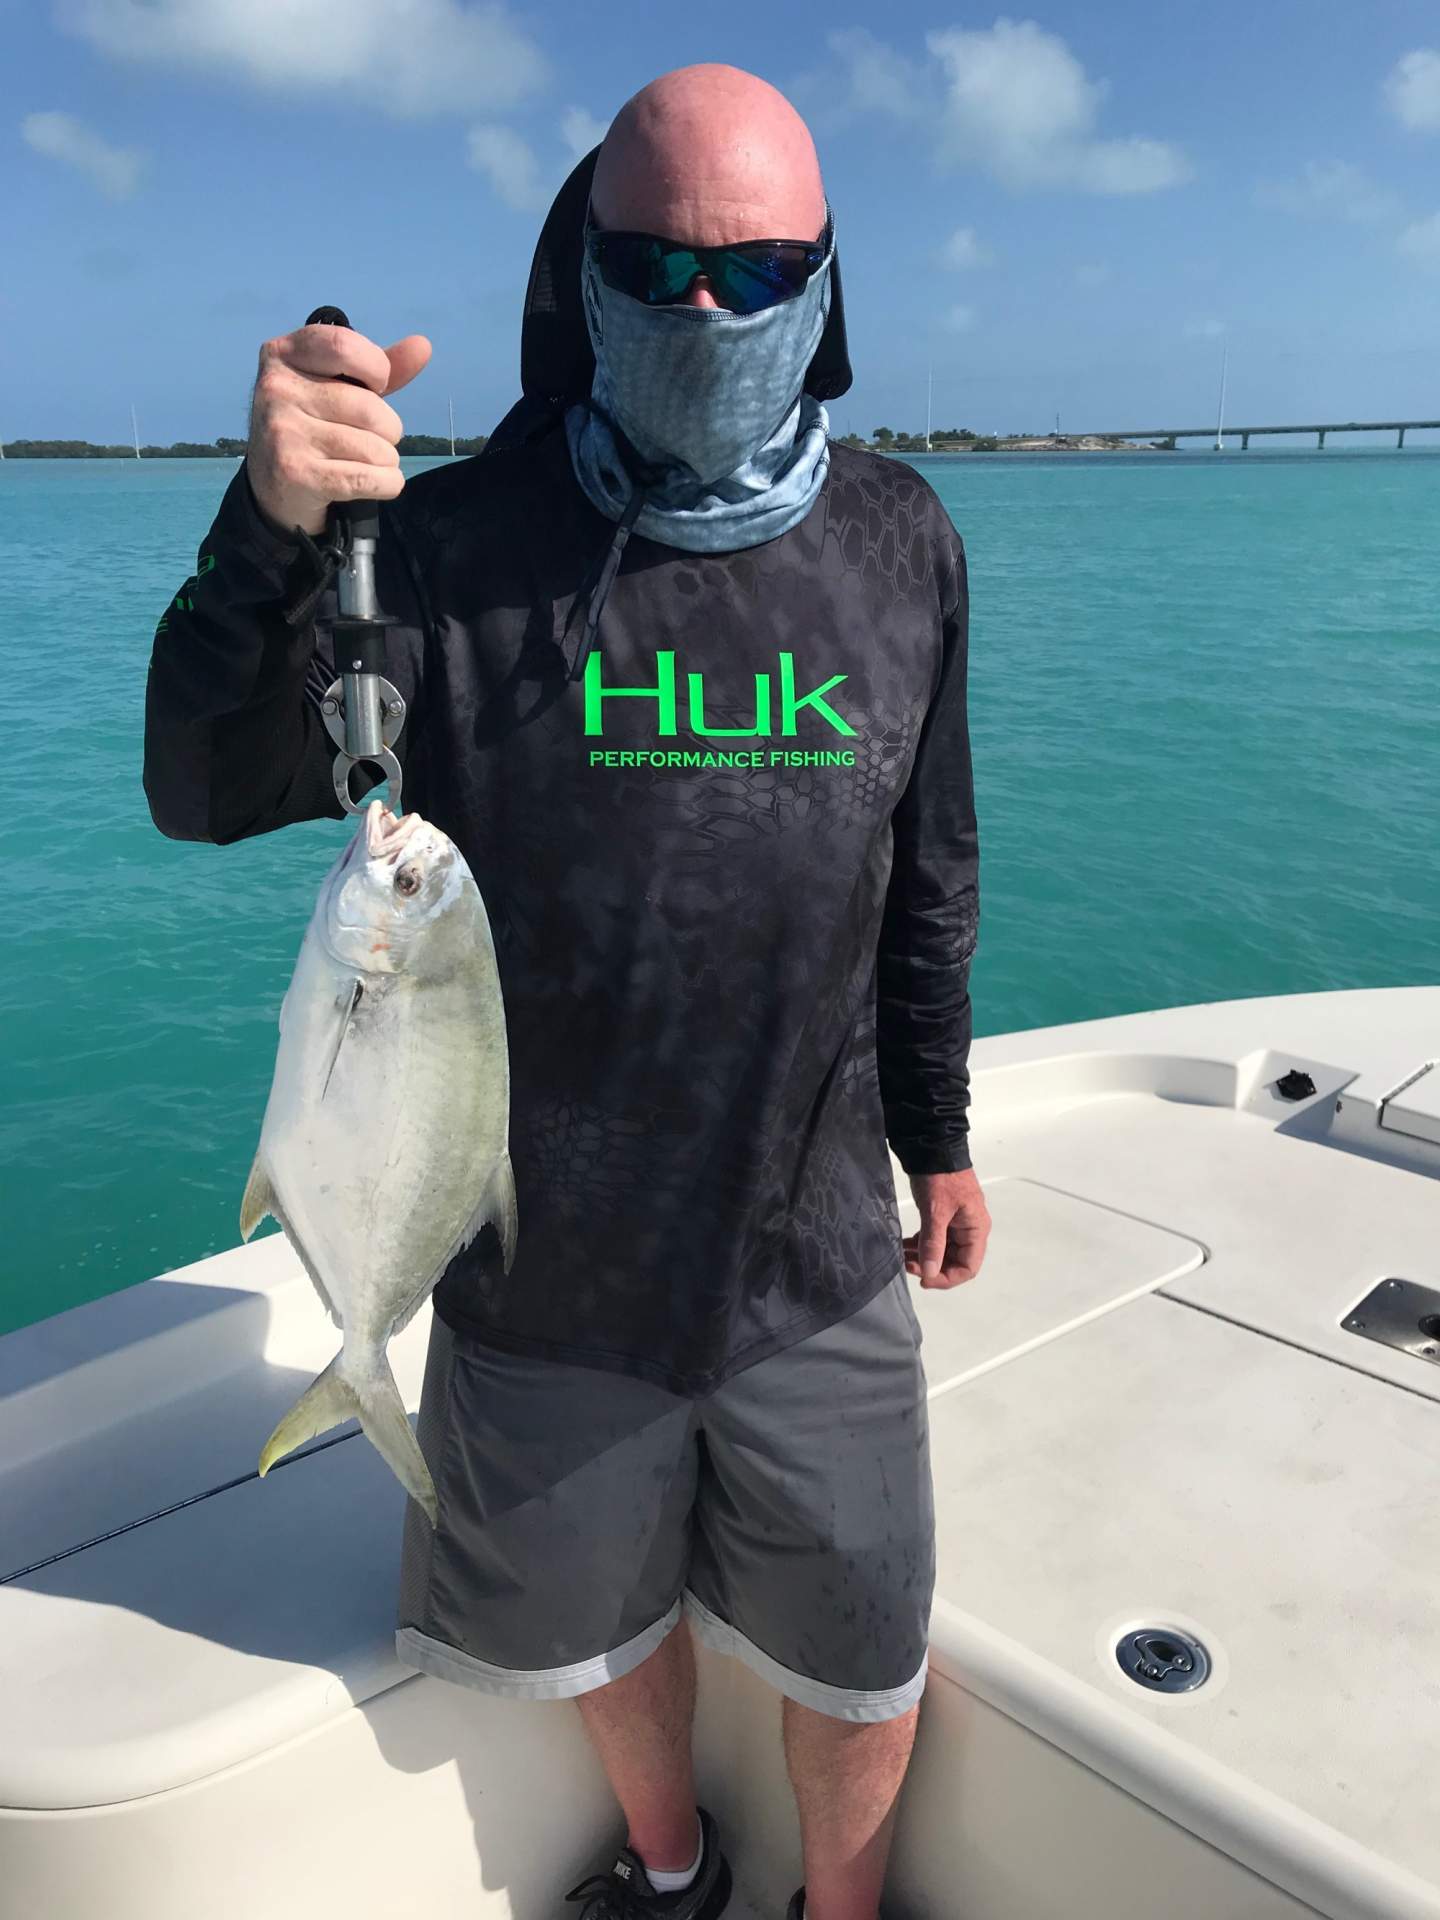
[2, 451, 1437, 1336]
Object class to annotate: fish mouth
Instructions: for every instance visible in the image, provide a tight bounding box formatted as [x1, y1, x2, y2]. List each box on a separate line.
[365, 800, 426, 863]
[319, 804, 459, 969]
[364, 802, 456, 888]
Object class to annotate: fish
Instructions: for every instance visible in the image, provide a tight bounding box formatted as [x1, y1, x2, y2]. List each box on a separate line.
[240, 801, 514, 1524]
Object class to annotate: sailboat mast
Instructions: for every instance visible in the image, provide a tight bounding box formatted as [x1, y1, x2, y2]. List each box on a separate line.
[925, 363, 933, 453]
[131, 405, 142, 460]
[448, 396, 456, 458]
[1214, 345, 1228, 453]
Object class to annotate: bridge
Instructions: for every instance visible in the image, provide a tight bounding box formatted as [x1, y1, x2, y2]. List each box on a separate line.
[1078, 418, 1440, 451]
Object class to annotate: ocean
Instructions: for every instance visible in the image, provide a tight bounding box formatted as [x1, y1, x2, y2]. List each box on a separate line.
[2, 449, 1436, 1336]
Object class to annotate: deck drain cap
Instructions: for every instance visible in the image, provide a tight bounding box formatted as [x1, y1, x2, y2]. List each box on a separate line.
[1116, 1628, 1210, 1693]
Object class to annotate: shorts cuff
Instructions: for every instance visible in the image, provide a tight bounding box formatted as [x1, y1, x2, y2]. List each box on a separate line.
[683, 1590, 927, 1724]
[395, 1598, 682, 1702]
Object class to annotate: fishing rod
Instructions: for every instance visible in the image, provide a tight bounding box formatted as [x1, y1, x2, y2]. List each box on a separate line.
[305, 304, 406, 816]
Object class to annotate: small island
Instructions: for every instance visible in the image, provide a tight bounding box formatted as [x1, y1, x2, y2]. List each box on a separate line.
[839, 427, 1171, 455]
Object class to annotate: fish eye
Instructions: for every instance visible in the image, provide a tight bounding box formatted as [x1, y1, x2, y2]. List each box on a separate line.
[394, 866, 422, 898]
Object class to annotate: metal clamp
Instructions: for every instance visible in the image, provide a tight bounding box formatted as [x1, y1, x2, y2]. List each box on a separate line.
[320, 675, 406, 813]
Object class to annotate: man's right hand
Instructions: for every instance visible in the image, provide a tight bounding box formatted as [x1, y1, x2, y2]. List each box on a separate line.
[246, 324, 433, 538]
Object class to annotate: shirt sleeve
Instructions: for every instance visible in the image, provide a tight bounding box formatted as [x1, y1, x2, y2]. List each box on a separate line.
[143, 464, 423, 845]
[875, 536, 980, 1175]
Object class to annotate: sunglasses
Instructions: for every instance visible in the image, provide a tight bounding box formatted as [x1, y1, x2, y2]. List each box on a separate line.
[585, 213, 831, 315]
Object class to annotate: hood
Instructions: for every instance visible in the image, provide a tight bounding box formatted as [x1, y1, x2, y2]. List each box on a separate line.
[488, 145, 853, 454]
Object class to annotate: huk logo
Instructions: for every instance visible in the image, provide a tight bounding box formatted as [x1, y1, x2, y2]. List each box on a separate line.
[583, 650, 857, 740]
[154, 551, 216, 639]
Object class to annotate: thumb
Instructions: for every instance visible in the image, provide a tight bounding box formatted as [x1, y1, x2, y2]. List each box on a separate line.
[915, 1201, 947, 1283]
[382, 334, 432, 397]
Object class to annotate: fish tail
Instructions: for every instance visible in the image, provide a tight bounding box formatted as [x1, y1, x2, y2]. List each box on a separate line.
[258, 1353, 439, 1527]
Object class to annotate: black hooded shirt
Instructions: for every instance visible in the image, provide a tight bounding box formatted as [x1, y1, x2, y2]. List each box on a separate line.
[143, 175, 978, 1396]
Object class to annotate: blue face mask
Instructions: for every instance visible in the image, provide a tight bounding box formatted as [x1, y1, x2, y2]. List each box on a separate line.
[565, 225, 836, 553]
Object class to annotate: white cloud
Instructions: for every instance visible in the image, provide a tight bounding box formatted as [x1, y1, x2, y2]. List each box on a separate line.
[469, 107, 610, 214]
[21, 109, 142, 197]
[560, 105, 610, 161]
[815, 23, 1186, 193]
[945, 303, 977, 332]
[1255, 160, 1399, 225]
[926, 19, 1191, 194]
[1071, 139, 1192, 194]
[938, 225, 990, 270]
[57, 0, 546, 117]
[1385, 49, 1440, 132]
[824, 27, 928, 120]
[1398, 212, 1440, 266]
[467, 124, 547, 211]
[1185, 317, 1226, 339]
[1074, 261, 1110, 287]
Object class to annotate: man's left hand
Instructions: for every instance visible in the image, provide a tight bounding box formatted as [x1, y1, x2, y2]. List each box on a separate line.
[904, 1168, 991, 1288]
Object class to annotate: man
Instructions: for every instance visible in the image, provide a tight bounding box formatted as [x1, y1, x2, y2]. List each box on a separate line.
[145, 64, 988, 1920]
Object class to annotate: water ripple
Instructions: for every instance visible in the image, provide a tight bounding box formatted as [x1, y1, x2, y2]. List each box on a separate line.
[2, 452, 1437, 1332]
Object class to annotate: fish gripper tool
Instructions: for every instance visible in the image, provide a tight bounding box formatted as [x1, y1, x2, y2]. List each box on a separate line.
[307, 304, 406, 816]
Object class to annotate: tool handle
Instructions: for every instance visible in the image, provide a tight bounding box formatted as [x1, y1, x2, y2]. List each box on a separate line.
[304, 302, 398, 812]
[304, 305, 380, 542]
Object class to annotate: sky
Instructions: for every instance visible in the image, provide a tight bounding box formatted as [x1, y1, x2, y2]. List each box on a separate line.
[6, 0, 1440, 444]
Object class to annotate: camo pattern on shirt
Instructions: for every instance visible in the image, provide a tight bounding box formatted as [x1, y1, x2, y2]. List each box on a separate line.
[392, 436, 974, 1391]
[149, 432, 976, 1394]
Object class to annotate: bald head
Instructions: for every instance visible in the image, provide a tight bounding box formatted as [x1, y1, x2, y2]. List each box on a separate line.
[592, 65, 825, 250]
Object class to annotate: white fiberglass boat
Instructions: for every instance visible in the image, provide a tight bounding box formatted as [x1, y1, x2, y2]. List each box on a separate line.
[3, 986, 1439, 1920]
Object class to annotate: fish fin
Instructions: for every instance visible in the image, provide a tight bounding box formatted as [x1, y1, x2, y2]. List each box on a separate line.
[259, 1352, 437, 1527]
[390, 1282, 439, 1339]
[320, 979, 364, 1102]
[388, 1206, 475, 1334]
[268, 1198, 344, 1329]
[489, 1154, 519, 1274]
[386, 1155, 520, 1339]
[240, 1156, 275, 1241]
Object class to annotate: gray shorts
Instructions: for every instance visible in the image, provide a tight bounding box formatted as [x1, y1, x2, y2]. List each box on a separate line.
[395, 1275, 934, 1724]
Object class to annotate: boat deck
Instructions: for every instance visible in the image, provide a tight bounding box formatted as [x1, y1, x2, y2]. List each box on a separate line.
[3, 986, 1439, 1919]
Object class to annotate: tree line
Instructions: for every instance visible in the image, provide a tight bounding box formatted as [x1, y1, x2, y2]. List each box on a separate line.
[2, 435, 490, 459]
[835, 427, 1003, 453]
[8, 426, 1102, 462]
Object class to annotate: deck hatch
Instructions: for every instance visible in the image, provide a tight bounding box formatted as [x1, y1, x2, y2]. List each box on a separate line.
[1378, 1062, 1440, 1146]
[1343, 1277, 1440, 1366]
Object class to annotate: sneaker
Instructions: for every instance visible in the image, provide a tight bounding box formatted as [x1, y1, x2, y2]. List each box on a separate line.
[565, 1806, 732, 1920]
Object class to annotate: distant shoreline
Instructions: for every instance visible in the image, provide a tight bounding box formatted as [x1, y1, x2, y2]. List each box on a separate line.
[896, 440, 1172, 454]
[10, 433, 1420, 463]
[2, 433, 1163, 461]
[859, 434, 1172, 455]
[0, 435, 489, 460]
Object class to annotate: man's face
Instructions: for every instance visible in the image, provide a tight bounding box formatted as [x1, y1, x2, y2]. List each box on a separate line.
[589, 65, 827, 310]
